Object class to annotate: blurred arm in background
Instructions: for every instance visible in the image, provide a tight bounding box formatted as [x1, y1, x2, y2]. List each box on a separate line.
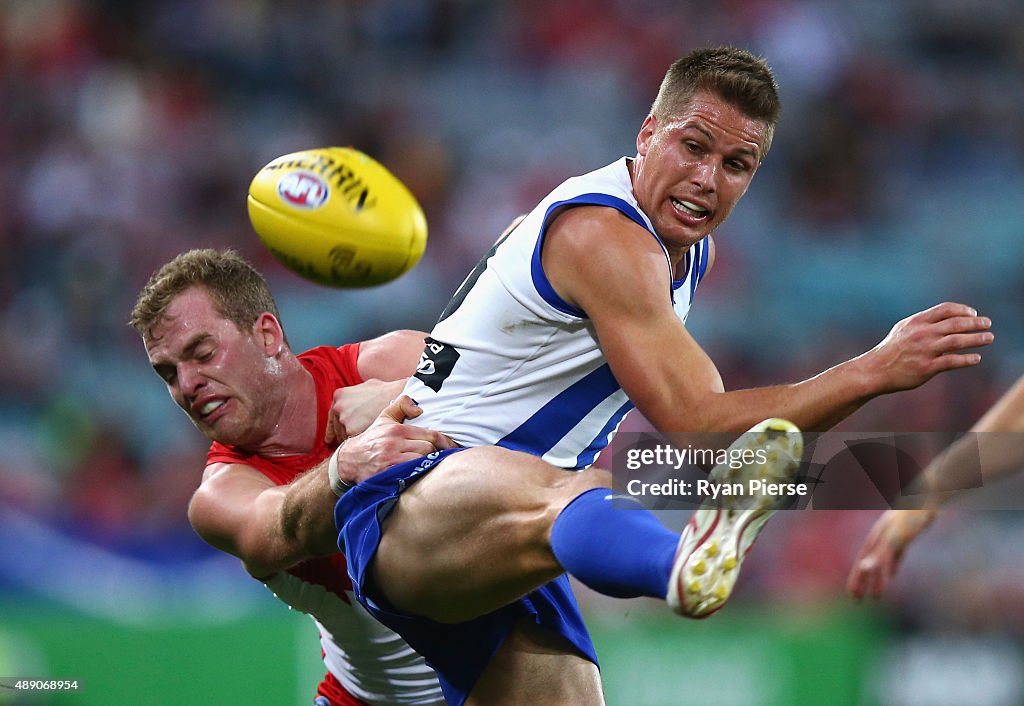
[848, 373, 1024, 599]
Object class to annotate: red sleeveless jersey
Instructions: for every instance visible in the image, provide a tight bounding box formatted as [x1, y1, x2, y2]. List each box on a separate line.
[205, 345, 444, 705]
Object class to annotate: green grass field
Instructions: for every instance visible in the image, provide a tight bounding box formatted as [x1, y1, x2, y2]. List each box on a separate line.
[1, 598, 888, 705]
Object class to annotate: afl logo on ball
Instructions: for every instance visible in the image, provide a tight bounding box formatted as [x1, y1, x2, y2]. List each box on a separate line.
[277, 171, 329, 209]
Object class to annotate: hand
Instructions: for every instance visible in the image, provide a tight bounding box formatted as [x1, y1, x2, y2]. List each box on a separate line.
[863, 303, 993, 393]
[325, 379, 406, 444]
[333, 395, 456, 485]
[846, 509, 937, 600]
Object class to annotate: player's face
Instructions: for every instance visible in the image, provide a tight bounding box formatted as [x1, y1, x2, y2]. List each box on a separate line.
[632, 91, 766, 255]
[144, 287, 281, 447]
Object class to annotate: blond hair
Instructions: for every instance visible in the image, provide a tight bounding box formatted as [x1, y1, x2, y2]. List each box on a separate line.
[130, 249, 284, 341]
[650, 47, 781, 156]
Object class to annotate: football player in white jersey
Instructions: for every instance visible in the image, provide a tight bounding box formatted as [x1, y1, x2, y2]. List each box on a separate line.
[320, 47, 994, 705]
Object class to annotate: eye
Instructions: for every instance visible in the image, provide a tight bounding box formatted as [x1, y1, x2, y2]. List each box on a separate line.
[155, 365, 177, 384]
[685, 141, 704, 155]
[725, 158, 751, 173]
[195, 346, 215, 362]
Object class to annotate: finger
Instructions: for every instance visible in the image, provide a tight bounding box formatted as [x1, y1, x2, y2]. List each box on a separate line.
[846, 565, 865, 599]
[324, 413, 338, 444]
[327, 420, 348, 445]
[387, 445, 447, 466]
[862, 556, 882, 598]
[858, 569, 878, 600]
[376, 395, 421, 425]
[929, 315, 992, 336]
[391, 424, 457, 451]
[918, 302, 978, 323]
[867, 573, 884, 599]
[929, 352, 984, 374]
[403, 399, 424, 420]
[846, 542, 879, 597]
[417, 430, 455, 450]
[393, 395, 422, 421]
[872, 555, 894, 598]
[434, 432, 457, 450]
[847, 558, 874, 600]
[933, 331, 994, 355]
[862, 555, 890, 599]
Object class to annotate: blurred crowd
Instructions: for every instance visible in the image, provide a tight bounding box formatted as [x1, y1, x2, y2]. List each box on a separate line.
[2, 0, 1024, 672]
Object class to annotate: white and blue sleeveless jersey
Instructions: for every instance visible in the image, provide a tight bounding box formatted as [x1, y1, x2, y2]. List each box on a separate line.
[404, 157, 709, 469]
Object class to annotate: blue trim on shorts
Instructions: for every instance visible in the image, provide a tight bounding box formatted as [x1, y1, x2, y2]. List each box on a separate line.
[334, 448, 598, 706]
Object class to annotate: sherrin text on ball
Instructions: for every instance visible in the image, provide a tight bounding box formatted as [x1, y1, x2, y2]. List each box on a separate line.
[247, 146, 427, 287]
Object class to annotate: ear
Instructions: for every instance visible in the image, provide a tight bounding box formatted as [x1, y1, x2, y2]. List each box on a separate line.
[636, 114, 657, 156]
[253, 313, 286, 355]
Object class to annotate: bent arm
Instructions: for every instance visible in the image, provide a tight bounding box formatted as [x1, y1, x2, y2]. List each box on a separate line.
[543, 207, 991, 434]
[188, 461, 337, 578]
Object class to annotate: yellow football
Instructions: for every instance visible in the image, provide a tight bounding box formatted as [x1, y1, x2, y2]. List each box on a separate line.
[247, 147, 427, 287]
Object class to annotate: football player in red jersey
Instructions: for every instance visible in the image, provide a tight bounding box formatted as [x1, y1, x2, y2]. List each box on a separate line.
[131, 248, 451, 705]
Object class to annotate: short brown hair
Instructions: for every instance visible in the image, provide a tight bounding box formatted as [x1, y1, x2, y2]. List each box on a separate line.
[650, 47, 781, 156]
[130, 248, 283, 341]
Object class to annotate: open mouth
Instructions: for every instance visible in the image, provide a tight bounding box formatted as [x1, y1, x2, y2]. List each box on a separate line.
[670, 197, 710, 220]
[198, 399, 226, 420]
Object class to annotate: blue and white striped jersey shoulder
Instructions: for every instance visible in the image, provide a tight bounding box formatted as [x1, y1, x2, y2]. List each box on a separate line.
[403, 157, 709, 469]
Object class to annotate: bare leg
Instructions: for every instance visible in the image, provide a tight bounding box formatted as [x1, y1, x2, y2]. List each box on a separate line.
[371, 446, 609, 623]
[466, 620, 605, 706]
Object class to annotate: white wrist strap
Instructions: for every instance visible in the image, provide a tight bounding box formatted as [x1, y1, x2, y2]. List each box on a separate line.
[328, 446, 355, 497]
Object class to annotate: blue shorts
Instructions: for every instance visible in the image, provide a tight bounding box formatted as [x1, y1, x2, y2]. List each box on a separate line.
[334, 448, 598, 706]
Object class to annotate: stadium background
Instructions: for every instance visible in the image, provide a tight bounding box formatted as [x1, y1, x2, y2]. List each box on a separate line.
[1, 1, 1022, 704]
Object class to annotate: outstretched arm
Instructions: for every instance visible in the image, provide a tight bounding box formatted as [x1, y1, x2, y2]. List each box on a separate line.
[542, 206, 994, 434]
[847, 374, 1024, 599]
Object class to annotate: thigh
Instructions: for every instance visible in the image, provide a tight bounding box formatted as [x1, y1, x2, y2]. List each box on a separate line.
[466, 620, 605, 706]
[372, 446, 609, 623]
